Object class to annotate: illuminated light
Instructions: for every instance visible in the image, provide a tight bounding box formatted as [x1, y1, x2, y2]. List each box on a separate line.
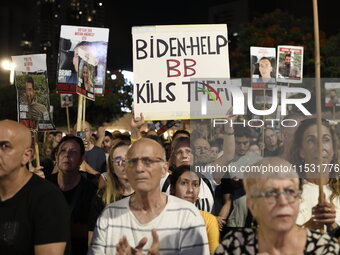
[122, 70, 134, 83]
[87, 16, 92, 22]
[1, 60, 15, 71]
[54, 14, 58, 18]
[106, 70, 111, 74]
[79, 11, 82, 15]
[1, 60, 16, 85]
[111, 74, 117, 80]
[99, 2, 103, 6]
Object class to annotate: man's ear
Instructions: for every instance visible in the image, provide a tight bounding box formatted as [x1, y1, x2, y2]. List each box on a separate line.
[161, 162, 169, 178]
[22, 148, 33, 166]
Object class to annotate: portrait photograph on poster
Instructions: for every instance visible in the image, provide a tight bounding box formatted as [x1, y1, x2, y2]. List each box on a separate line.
[12, 54, 55, 131]
[250, 47, 276, 89]
[56, 25, 109, 95]
[325, 82, 340, 107]
[276, 45, 303, 83]
[76, 48, 96, 100]
[60, 94, 73, 108]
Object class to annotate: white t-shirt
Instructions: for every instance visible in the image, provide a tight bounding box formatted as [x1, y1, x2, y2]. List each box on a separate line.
[89, 194, 209, 255]
[297, 181, 340, 226]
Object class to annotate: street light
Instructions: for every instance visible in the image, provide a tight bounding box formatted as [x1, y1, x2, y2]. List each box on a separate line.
[1, 59, 16, 84]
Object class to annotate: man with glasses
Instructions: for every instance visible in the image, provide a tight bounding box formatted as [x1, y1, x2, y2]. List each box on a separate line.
[89, 138, 209, 255]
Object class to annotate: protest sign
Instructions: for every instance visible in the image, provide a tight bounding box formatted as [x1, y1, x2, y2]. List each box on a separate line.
[276, 46, 303, 83]
[250, 47, 276, 88]
[60, 94, 73, 108]
[325, 82, 340, 107]
[56, 25, 109, 95]
[132, 24, 230, 120]
[12, 54, 55, 131]
[76, 48, 96, 100]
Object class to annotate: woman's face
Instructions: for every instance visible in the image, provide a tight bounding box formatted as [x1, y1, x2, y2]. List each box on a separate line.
[259, 59, 273, 78]
[299, 124, 334, 165]
[174, 146, 193, 167]
[248, 178, 300, 233]
[83, 65, 89, 84]
[175, 171, 200, 204]
[111, 145, 129, 181]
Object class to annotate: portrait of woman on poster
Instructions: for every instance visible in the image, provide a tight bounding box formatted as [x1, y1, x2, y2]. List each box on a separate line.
[255, 57, 276, 84]
[79, 62, 94, 92]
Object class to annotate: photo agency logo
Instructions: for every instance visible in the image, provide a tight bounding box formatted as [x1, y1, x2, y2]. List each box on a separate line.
[190, 78, 312, 128]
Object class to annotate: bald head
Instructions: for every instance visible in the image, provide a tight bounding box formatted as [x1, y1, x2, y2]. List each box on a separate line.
[127, 138, 165, 160]
[0, 120, 33, 178]
[0, 120, 32, 148]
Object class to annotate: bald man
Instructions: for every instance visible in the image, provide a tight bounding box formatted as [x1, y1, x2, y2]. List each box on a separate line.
[89, 138, 209, 255]
[0, 120, 70, 255]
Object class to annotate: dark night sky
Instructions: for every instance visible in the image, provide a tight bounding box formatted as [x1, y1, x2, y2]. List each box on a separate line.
[105, 0, 340, 70]
[1, 0, 339, 71]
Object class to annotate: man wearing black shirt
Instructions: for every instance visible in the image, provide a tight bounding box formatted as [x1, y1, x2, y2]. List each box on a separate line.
[0, 120, 69, 255]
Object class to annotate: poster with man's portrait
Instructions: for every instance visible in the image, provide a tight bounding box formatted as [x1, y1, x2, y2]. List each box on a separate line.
[325, 82, 340, 107]
[76, 48, 96, 100]
[250, 47, 276, 89]
[56, 25, 109, 95]
[276, 46, 303, 83]
[11, 54, 55, 131]
[60, 94, 73, 108]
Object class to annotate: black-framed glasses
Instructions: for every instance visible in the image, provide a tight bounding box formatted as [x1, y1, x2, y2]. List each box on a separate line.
[251, 189, 302, 205]
[127, 157, 164, 167]
[113, 157, 126, 167]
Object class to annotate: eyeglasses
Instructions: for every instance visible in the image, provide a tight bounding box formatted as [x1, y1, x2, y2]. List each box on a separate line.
[251, 189, 302, 205]
[113, 157, 126, 167]
[127, 157, 164, 167]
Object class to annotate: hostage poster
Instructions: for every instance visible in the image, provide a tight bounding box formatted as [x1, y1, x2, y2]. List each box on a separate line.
[12, 54, 55, 131]
[276, 45, 303, 83]
[132, 24, 231, 120]
[56, 25, 109, 95]
[76, 48, 96, 100]
[250, 47, 276, 89]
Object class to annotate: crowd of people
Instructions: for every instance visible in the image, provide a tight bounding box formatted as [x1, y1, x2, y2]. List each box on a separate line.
[0, 111, 340, 254]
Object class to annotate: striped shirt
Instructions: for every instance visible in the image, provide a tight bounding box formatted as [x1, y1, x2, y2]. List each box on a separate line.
[89, 195, 209, 255]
